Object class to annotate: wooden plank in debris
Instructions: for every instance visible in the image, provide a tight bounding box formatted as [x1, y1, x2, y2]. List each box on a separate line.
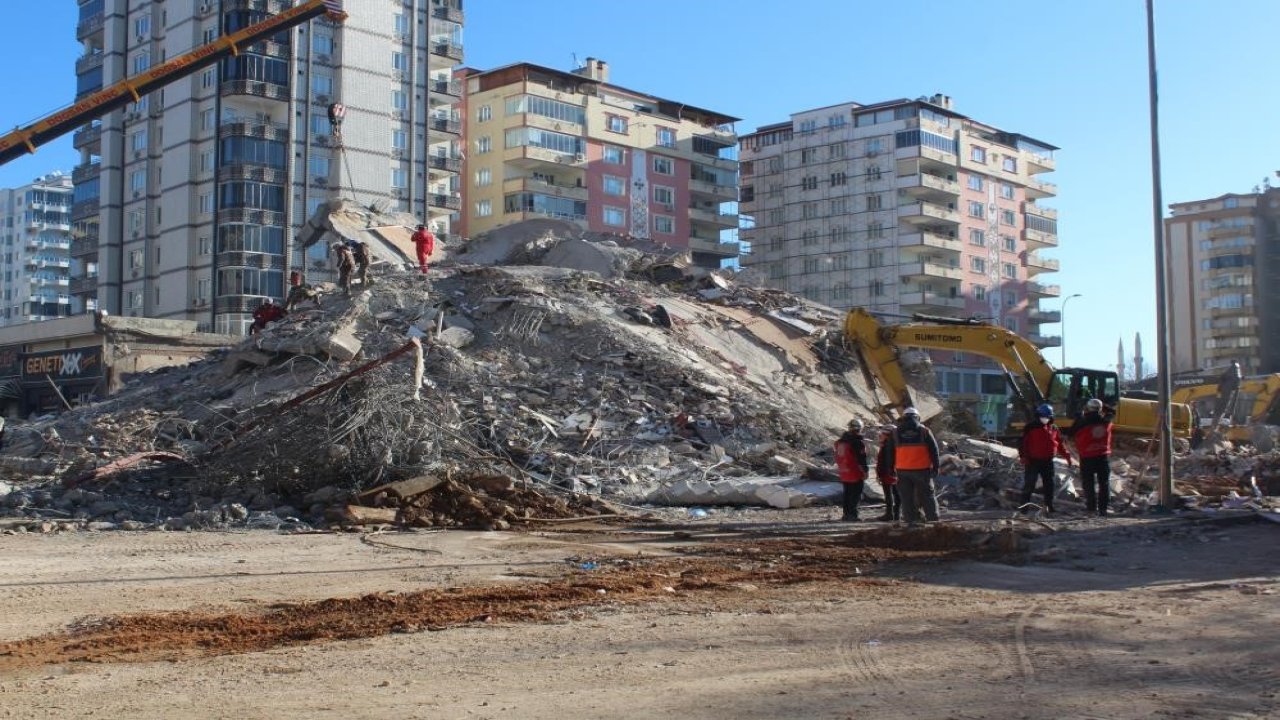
[358, 474, 445, 502]
[342, 505, 399, 525]
[67, 451, 187, 488]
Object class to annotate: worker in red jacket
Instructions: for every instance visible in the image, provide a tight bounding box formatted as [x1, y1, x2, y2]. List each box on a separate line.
[249, 300, 284, 335]
[1019, 403, 1074, 514]
[412, 224, 435, 274]
[833, 419, 870, 522]
[875, 425, 899, 521]
[1070, 398, 1114, 517]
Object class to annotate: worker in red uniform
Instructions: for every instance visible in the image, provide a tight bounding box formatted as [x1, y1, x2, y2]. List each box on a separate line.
[833, 419, 870, 522]
[875, 424, 900, 522]
[249, 300, 284, 335]
[412, 224, 435, 274]
[881, 407, 941, 526]
[1019, 403, 1074, 515]
[1070, 398, 1114, 517]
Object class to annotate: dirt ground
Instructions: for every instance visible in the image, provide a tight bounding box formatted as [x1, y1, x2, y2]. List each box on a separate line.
[0, 508, 1277, 719]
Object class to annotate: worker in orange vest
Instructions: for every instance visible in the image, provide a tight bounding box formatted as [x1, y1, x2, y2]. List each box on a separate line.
[833, 419, 870, 522]
[412, 224, 435, 274]
[881, 407, 940, 526]
[875, 424, 900, 522]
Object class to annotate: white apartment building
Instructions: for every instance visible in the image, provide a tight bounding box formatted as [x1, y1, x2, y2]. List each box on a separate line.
[70, 0, 464, 334]
[0, 173, 77, 327]
[739, 96, 1060, 431]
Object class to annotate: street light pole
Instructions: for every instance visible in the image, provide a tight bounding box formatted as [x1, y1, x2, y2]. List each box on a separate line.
[1146, 0, 1175, 511]
[1060, 293, 1083, 368]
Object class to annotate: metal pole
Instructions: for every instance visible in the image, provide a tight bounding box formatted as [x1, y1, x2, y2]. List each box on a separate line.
[1146, 0, 1175, 510]
[1060, 293, 1082, 367]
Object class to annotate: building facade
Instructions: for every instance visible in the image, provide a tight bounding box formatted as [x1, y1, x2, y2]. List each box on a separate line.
[0, 173, 76, 327]
[738, 96, 1060, 430]
[70, 0, 464, 335]
[1165, 188, 1280, 375]
[457, 60, 740, 268]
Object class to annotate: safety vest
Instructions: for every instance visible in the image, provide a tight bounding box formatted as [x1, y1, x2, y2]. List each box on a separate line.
[893, 427, 933, 471]
[834, 437, 867, 483]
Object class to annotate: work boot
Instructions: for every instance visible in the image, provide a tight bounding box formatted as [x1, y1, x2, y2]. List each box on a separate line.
[841, 514, 860, 523]
[877, 512, 894, 521]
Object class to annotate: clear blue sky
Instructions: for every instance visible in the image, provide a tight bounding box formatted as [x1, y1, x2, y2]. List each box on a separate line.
[2, 1, 1274, 374]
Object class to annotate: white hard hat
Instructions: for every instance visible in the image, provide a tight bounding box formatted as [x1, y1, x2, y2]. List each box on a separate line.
[903, 407, 920, 417]
[1085, 398, 1104, 412]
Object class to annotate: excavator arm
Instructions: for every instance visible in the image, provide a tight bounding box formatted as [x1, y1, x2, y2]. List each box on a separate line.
[0, 0, 346, 166]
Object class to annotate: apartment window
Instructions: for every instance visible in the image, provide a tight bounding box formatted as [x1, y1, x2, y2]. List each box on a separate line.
[128, 249, 144, 269]
[802, 202, 818, 219]
[769, 263, 784, 280]
[312, 75, 332, 97]
[767, 157, 782, 173]
[135, 16, 150, 38]
[868, 250, 884, 268]
[199, 150, 214, 172]
[830, 226, 851, 243]
[1001, 209, 1017, 226]
[201, 69, 215, 89]
[969, 229, 986, 246]
[653, 186, 674, 209]
[128, 209, 144, 232]
[199, 193, 213, 214]
[768, 182, 782, 197]
[309, 114, 330, 135]
[202, 27, 217, 45]
[200, 109, 215, 130]
[832, 284, 852, 300]
[767, 209, 784, 225]
[606, 115, 628, 134]
[1001, 183, 1015, 200]
[830, 198, 848, 215]
[800, 148, 817, 164]
[832, 254, 850, 270]
[1003, 262, 1017, 278]
[197, 278, 211, 301]
[968, 174, 983, 191]
[127, 290, 143, 309]
[476, 199, 492, 217]
[801, 176, 818, 191]
[654, 215, 674, 234]
[313, 34, 333, 55]
[769, 237, 784, 252]
[603, 176, 626, 196]
[476, 136, 491, 154]
[970, 257, 986, 273]
[968, 201, 985, 218]
[656, 127, 676, 148]
[129, 170, 146, 193]
[603, 206, 625, 226]
[971, 146, 986, 163]
[132, 52, 151, 76]
[802, 229, 818, 246]
[392, 129, 407, 151]
[831, 171, 847, 186]
[392, 90, 407, 111]
[478, 105, 491, 122]
[803, 257, 820, 274]
[974, 285, 987, 301]
[868, 222, 884, 239]
[390, 168, 407, 188]
[867, 165, 882, 182]
[475, 168, 491, 187]
[394, 13, 409, 35]
[1003, 157, 1018, 172]
[866, 194, 882, 211]
[870, 279, 885, 297]
[1004, 318, 1019, 332]
[604, 145, 624, 164]
[392, 51, 408, 72]
[199, 237, 211, 255]
[130, 130, 147, 154]
[740, 160, 754, 176]
[830, 142, 847, 159]
[1005, 291, 1018, 306]
[653, 156, 674, 175]
[309, 156, 330, 179]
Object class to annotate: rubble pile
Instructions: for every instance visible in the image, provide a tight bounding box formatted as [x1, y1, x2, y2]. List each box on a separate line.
[0, 226, 915, 530]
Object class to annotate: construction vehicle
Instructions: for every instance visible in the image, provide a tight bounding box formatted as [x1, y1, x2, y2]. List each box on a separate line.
[0, 0, 347, 166]
[843, 308, 1194, 440]
[1168, 372, 1280, 443]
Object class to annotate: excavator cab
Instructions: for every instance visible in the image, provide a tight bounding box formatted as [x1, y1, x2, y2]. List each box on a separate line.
[1045, 368, 1121, 423]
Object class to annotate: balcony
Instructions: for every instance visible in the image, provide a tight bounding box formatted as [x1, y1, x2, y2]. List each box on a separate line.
[428, 155, 463, 174]
[226, 0, 288, 11]
[72, 161, 102, 184]
[688, 206, 738, 229]
[219, 119, 290, 143]
[893, 143, 955, 167]
[897, 201, 959, 225]
[900, 292, 966, 311]
[76, 11, 104, 39]
[689, 178, 737, 202]
[243, 40, 292, 61]
[898, 231, 962, 256]
[503, 177, 589, 202]
[430, 116, 462, 136]
[895, 172, 960, 200]
[221, 208, 285, 226]
[1023, 227, 1058, 250]
[1025, 150, 1056, 174]
[432, 3, 465, 23]
[75, 52, 104, 75]
[1026, 281, 1061, 298]
[507, 145, 586, 168]
[1028, 333, 1062, 348]
[71, 236, 99, 259]
[70, 276, 98, 295]
[1026, 309, 1061, 325]
[1023, 202, 1058, 221]
[220, 79, 289, 102]
[899, 261, 963, 282]
[1024, 253, 1060, 275]
[72, 123, 102, 151]
[688, 237, 740, 258]
[217, 164, 288, 184]
[429, 194, 462, 211]
[217, 251, 286, 270]
[1207, 223, 1255, 240]
[1025, 177, 1057, 200]
[432, 79, 463, 97]
[430, 42, 464, 62]
[26, 238, 71, 251]
[25, 258, 71, 270]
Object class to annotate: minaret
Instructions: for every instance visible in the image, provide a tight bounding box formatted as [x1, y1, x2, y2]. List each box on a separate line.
[1134, 333, 1144, 380]
[1117, 337, 1126, 382]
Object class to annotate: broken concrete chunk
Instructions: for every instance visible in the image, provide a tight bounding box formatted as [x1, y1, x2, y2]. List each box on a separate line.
[318, 328, 363, 361]
[359, 474, 445, 502]
[436, 326, 475, 349]
[343, 505, 399, 525]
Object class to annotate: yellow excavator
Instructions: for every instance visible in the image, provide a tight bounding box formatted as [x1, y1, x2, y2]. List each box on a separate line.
[843, 308, 1194, 440]
[1169, 373, 1280, 443]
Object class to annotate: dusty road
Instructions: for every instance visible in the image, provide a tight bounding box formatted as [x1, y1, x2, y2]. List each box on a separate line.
[0, 510, 1277, 719]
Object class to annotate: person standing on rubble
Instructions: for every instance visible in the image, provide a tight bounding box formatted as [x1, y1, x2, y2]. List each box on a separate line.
[882, 407, 940, 526]
[833, 419, 870, 522]
[1070, 398, 1114, 517]
[332, 241, 356, 293]
[1019, 403, 1074, 515]
[875, 424, 900, 522]
[346, 239, 372, 287]
[412, 224, 435, 275]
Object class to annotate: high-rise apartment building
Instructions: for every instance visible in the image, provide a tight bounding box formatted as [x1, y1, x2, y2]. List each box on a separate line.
[457, 60, 740, 268]
[70, 0, 464, 334]
[0, 173, 77, 327]
[1165, 187, 1280, 374]
[739, 96, 1060, 430]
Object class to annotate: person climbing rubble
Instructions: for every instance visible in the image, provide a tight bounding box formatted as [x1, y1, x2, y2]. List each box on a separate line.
[875, 424, 900, 522]
[346, 239, 372, 288]
[833, 418, 869, 522]
[1019, 403, 1074, 515]
[284, 270, 320, 312]
[332, 241, 356, 293]
[881, 407, 941, 527]
[1070, 398, 1114, 517]
[412, 224, 435, 275]
[249, 300, 285, 335]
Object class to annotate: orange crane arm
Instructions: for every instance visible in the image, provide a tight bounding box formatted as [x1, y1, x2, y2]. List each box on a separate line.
[0, 0, 346, 166]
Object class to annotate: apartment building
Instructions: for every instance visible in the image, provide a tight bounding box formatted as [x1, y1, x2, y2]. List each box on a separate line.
[739, 96, 1060, 431]
[1165, 187, 1280, 374]
[0, 173, 76, 327]
[457, 59, 740, 268]
[70, 0, 464, 335]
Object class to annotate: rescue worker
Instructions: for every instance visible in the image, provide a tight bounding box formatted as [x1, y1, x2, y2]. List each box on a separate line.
[1214, 361, 1243, 420]
[346, 239, 372, 287]
[284, 270, 320, 312]
[875, 424, 900, 522]
[1019, 403, 1074, 514]
[249, 300, 284, 335]
[881, 407, 940, 526]
[1071, 398, 1114, 517]
[412, 224, 435, 275]
[333, 241, 356, 293]
[833, 419, 870, 522]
